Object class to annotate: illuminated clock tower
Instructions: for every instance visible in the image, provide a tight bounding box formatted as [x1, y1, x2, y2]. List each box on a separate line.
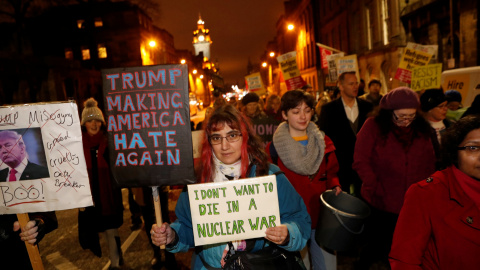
[193, 15, 212, 60]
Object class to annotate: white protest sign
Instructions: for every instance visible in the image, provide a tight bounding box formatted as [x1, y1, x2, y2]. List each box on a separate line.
[0, 102, 93, 214]
[188, 175, 280, 246]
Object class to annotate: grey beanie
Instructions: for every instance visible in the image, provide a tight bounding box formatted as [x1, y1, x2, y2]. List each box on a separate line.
[81, 98, 105, 125]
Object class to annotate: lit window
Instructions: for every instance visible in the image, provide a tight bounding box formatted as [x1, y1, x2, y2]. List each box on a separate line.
[65, 48, 73, 60]
[98, 44, 107, 59]
[77, 19, 85, 29]
[81, 47, 90, 60]
[94, 17, 103, 27]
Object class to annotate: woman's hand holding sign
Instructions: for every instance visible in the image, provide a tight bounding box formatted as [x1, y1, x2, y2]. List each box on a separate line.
[265, 224, 289, 245]
[151, 222, 176, 246]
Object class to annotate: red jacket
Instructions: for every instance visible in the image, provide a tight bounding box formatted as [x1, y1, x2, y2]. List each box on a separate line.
[266, 135, 340, 228]
[389, 166, 480, 269]
[353, 118, 436, 213]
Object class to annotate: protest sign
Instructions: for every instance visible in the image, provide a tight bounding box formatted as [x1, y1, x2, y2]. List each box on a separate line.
[245, 72, 267, 96]
[250, 117, 280, 147]
[411, 63, 443, 91]
[336, 54, 360, 79]
[326, 53, 345, 83]
[188, 175, 280, 246]
[102, 64, 195, 187]
[395, 42, 434, 83]
[277, 51, 307, 90]
[191, 130, 205, 159]
[319, 47, 332, 69]
[0, 102, 92, 214]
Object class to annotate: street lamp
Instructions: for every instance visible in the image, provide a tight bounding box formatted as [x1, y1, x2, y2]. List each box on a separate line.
[149, 40, 156, 47]
[180, 59, 186, 64]
[193, 69, 198, 74]
[287, 24, 294, 31]
[262, 62, 268, 68]
[269, 52, 275, 58]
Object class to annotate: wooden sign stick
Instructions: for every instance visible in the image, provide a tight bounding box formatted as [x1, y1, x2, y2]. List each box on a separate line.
[152, 186, 165, 249]
[17, 213, 45, 270]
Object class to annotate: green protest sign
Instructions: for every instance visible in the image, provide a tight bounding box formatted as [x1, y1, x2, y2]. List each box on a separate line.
[187, 175, 280, 246]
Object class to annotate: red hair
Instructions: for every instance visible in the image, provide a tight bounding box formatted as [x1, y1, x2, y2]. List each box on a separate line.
[200, 105, 268, 183]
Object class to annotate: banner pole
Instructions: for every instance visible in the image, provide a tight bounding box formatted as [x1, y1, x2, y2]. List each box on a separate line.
[152, 186, 165, 249]
[17, 213, 45, 270]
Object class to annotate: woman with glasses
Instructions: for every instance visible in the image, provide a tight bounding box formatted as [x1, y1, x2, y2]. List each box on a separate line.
[352, 87, 436, 269]
[150, 104, 311, 269]
[390, 114, 480, 269]
[420, 88, 452, 167]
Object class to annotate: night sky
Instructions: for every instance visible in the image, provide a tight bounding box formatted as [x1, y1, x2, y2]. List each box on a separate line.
[158, 0, 285, 86]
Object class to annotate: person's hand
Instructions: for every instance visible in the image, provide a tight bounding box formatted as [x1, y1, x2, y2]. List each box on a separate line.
[151, 222, 175, 246]
[265, 224, 289, 245]
[333, 186, 342, 196]
[14, 220, 40, 245]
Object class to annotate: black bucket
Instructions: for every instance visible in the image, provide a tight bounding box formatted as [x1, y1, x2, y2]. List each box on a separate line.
[315, 190, 370, 251]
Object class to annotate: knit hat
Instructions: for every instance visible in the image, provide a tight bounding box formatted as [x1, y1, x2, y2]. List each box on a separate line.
[420, 89, 447, 112]
[445, 89, 462, 103]
[81, 98, 105, 125]
[379, 87, 420, 110]
[241, 92, 260, 106]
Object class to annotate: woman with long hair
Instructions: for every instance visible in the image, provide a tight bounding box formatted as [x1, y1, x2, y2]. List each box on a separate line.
[150, 104, 311, 269]
[353, 87, 436, 269]
[80, 98, 125, 270]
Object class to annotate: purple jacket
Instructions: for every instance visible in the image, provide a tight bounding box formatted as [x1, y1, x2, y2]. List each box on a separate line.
[353, 117, 436, 214]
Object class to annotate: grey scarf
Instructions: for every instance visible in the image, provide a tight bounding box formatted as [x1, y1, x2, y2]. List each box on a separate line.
[272, 122, 325, 175]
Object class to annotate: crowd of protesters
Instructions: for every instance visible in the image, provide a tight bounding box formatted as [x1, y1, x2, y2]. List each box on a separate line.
[3, 72, 480, 270]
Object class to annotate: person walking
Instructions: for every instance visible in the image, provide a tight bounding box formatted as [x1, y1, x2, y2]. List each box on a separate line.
[267, 89, 341, 270]
[150, 104, 311, 269]
[79, 98, 125, 270]
[317, 71, 374, 196]
[389, 115, 480, 269]
[353, 87, 436, 269]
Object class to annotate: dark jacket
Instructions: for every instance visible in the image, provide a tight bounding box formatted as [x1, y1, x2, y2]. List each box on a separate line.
[353, 117, 436, 214]
[0, 161, 50, 182]
[317, 98, 373, 192]
[0, 211, 58, 270]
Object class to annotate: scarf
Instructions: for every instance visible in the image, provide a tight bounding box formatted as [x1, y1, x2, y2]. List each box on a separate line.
[272, 122, 325, 175]
[212, 152, 242, 182]
[391, 124, 414, 150]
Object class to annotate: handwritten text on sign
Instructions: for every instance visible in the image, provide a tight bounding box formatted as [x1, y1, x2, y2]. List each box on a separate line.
[102, 65, 195, 187]
[0, 102, 92, 214]
[188, 175, 280, 246]
[411, 63, 443, 91]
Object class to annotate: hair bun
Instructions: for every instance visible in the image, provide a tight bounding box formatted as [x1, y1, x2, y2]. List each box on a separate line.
[84, 98, 98, 108]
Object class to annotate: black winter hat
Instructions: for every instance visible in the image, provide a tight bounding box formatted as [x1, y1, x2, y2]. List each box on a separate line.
[420, 89, 447, 112]
[241, 92, 260, 106]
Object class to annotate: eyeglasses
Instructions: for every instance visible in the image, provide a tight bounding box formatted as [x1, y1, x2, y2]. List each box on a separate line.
[209, 132, 242, 145]
[393, 112, 416, 121]
[457, 146, 480, 153]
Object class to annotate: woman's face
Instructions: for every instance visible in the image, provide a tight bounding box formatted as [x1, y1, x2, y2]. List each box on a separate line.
[458, 128, 480, 181]
[393, 108, 417, 127]
[427, 101, 448, 122]
[282, 102, 313, 137]
[271, 98, 281, 112]
[211, 124, 243, 165]
[85, 120, 103, 136]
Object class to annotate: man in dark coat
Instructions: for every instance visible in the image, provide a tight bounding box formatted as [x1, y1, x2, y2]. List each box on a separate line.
[0, 130, 49, 182]
[317, 71, 373, 196]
